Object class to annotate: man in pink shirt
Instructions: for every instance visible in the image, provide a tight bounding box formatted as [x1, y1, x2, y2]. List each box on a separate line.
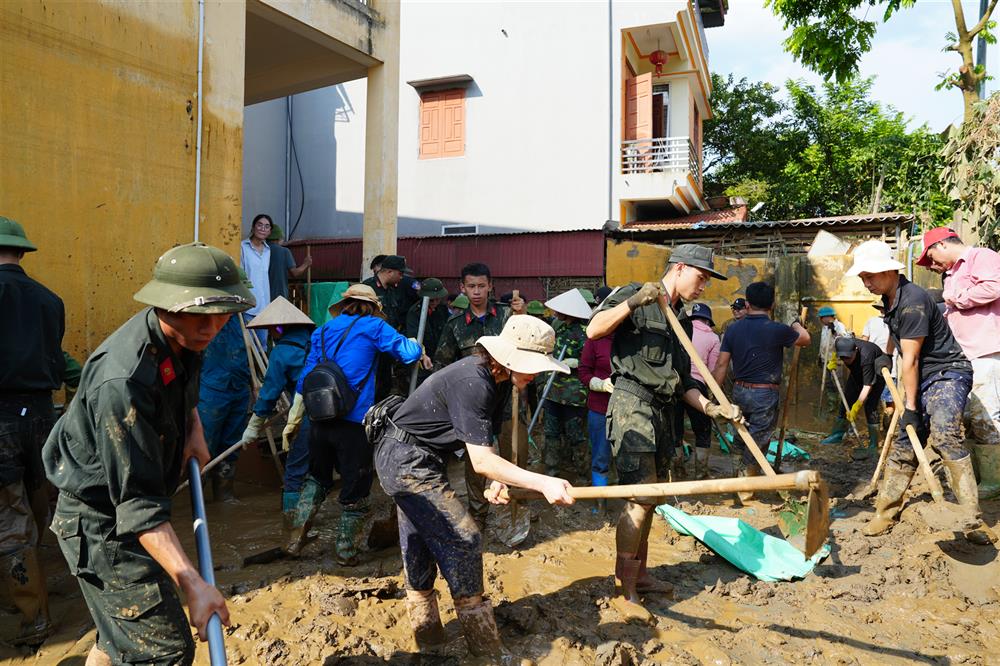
[676, 302, 721, 479]
[918, 227, 1000, 498]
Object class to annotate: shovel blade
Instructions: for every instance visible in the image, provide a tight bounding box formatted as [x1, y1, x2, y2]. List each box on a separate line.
[495, 502, 531, 548]
[804, 480, 831, 559]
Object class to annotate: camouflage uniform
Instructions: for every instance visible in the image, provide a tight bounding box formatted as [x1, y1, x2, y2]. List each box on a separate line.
[542, 319, 589, 478]
[363, 276, 409, 399]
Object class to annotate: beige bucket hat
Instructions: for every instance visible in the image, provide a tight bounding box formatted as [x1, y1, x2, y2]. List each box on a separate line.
[545, 289, 593, 320]
[331, 283, 383, 311]
[478, 315, 570, 375]
[247, 296, 315, 329]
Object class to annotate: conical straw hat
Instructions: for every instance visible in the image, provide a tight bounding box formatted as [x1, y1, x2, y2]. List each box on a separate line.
[544, 289, 593, 320]
[247, 296, 315, 328]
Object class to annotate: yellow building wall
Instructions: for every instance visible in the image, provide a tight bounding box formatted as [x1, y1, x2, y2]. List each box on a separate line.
[1, 1, 246, 362]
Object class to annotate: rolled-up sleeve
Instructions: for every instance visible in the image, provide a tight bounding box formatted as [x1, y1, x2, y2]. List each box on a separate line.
[92, 378, 173, 537]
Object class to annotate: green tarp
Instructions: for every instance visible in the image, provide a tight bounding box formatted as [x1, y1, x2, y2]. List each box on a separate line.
[656, 504, 830, 582]
[716, 431, 810, 464]
[308, 282, 350, 326]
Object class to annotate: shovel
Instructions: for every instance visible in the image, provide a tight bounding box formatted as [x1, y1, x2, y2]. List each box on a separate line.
[187, 458, 228, 665]
[775, 306, 808, 472]
[501, 470, 831, 559]
[525, 343, 568, 462]
[880, 367, 944, 503]
[828, 362, 862, 441]
[495, 384, 531, 548]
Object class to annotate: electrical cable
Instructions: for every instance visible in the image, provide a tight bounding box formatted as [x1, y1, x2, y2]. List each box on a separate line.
[287, 101, 306, 240]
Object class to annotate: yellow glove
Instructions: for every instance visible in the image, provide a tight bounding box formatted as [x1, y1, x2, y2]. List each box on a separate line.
[826, 357, 838, 371]
[848, 400, 862, 423]
[282, 393, 306, 452]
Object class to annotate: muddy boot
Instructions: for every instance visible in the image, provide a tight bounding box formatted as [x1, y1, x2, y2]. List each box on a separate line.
[2, 548, 53, 647]
[284, 477, 327, 557]
[610, 554, 653, 625]
[635, 541, 673, 597]
[943, 456, 983, 522]
[863, 462, 914, 536]
[737, 461, 761, 504]
[669, 452, 687, 481]
[281, 491, 300, 532]
[454, 596, 529, 665]
[694, 447, 710, 480]
[335, 500, 369, 567]
[973, 444, 1000, 500]
[852, 423, 881, 460]
[821, 417, 847, 445]
[405, 589, 446, 650]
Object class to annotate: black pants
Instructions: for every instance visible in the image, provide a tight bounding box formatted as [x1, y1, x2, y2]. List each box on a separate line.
[842, 375, 886, 424]
[673, 379, 713, 449]
[308, 419, 373, 505]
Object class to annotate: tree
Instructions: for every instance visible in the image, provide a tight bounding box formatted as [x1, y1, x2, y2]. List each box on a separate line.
[940, 93, 1000, 248]
[766, 0, 998, 123]
[704, 75, 952, 223]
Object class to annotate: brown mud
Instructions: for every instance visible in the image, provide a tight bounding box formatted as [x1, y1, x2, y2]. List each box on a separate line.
[4, 433, 1000, 665]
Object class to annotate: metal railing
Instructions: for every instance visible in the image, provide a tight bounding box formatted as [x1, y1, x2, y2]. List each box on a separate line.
[620, 137, 700, 182]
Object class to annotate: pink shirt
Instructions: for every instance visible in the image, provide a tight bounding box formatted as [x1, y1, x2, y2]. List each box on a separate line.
[943, 246, 1000, 359]
[689, 319, 721, 385]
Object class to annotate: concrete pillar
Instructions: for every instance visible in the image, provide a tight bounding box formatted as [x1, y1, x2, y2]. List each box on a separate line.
[360, 0, 401, 281]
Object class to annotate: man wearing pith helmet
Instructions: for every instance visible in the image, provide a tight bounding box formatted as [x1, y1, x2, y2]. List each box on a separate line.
[43, 242, 253, 665]
[588, 244, 744, 624]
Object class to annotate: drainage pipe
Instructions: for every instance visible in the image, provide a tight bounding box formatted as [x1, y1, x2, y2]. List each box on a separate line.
[193, 0, 206, 242]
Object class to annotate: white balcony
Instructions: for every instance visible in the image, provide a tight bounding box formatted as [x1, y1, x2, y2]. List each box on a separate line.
[619, 137, 704, 212]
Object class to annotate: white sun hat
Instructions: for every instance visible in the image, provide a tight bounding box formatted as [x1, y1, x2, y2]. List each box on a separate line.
[247, 295, 315, 328]
[477, 315, 571, 375]
[846, 240, 906, 277]
[544, 288, 593, 320]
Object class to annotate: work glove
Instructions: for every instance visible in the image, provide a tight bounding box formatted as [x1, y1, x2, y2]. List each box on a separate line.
[240, 414, 266, 444]
[564, 358, 579, 369]
[626, 281, 665, 311]
[706, 402, 743, 425]
[826, 357, 838, 371]
[602, 377, 614, 393]
[874, 354, 892, 376]
[282, 393, 306, 452]
[588, 376, 615, 393]
[900, 408, 921, 433]
[848, 400, 862, 424]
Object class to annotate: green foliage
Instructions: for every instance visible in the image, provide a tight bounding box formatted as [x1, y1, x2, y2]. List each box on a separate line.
[704, 75, 952, 224]
[940, 93, 1000, 249]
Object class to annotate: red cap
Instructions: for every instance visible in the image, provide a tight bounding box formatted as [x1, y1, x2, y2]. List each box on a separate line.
[916, 227, 960, 267]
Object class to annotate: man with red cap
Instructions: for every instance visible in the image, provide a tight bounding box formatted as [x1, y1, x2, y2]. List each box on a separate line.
[917, 227, 1000, 498]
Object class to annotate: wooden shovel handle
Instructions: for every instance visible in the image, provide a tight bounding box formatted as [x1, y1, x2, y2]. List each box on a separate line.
[656, 295, 776, 477]
[879, 367, 944, 502]
[776, 307, 808, 471]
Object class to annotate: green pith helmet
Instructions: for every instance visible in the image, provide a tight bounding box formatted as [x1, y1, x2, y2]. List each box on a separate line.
[267, 224, 284, 241]
[418, 278, 449, 300]
[578, 288, 596, 305]
[0, 216, 38, 252]
[134, 242, 255, 314]
[452, 294, 470, 310]
[526, 300, 546, 315]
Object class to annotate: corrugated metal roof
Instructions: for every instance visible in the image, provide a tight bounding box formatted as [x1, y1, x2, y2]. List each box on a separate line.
[623, 205, 748, 231]
[611, 212, 914, 235]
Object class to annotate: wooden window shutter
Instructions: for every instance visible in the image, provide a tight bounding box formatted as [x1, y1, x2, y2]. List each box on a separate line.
[419, 92, 442, 159]
[419, 89, 465, 159]
[624, 73, 652, 141]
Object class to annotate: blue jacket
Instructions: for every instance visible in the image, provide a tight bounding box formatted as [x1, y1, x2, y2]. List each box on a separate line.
[200, 316, 250, 393]
[296, 314, 422, 422]
[253, 327, 311, 417]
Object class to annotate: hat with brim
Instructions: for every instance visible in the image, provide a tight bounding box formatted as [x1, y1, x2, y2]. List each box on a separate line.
[417, 278, 448, 300]
[669, 244, 727, 280]
[846, 240, 905, 277]
[0, 217, 38, 252]
[133, 242, 255, 314]
[689, 302, 715, 326]
[835, 336, 858, 358]
[451, 294, 470, 310]
[915, 227, 960, 267]
[381, 255, 406, 272]
[247, 296, 315, 329]
[331, 283, 383, 311]
[545, 289, 592, 320]
[478, 315, 570, 375]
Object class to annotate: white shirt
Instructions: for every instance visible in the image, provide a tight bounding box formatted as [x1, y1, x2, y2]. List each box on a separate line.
[862, 316, 890, 353]
[240, 239, 271, 315]
[819, 320, 849, 361]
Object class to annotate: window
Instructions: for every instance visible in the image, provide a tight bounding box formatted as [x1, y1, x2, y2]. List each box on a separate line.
[419, 89, 465, 159]
[442, 224, 477, 236]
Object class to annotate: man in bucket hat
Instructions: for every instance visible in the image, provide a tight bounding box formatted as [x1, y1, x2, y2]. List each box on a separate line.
[588, 244, 744, 624]
[846, 240, 980, 537]
[43, 242, 252, 664]
[375, 315, 572, 661]
[0, 216, 65, 646]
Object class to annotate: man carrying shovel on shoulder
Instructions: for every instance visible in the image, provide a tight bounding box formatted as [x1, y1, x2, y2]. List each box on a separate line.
[587, 244, 745, 624]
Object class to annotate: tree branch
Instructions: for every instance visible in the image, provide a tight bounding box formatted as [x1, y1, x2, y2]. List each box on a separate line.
[952, 0, 970, 38]
[970, 0, 999, 37]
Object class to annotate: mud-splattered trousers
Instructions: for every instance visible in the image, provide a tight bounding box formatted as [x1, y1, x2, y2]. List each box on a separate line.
[375, 435, 483, 599]
[51, 494, 194, 664]
[731, 385, 779, 467]
[542, 400, 588, 476]
[606, 383, 676, 489]
[0, 394, 54, 555]
[889, 370, 973, 467]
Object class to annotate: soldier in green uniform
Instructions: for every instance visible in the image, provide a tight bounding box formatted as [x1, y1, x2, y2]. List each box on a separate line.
[364, 255, 408, 400]
[540, 289, 592, 481]
[43, 242, 252, 665]
[588, 245, 743, 624]
[404, 278, 450, 387]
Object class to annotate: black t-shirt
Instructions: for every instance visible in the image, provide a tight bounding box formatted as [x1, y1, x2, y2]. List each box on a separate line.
[720, 314, 799, 384]
[845, 339, 886, 387]
[882, 276, 971, 382]
[393, 355, 506, 452]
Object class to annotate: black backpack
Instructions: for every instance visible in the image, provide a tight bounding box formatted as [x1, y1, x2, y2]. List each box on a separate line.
[301, 318, 376, 422]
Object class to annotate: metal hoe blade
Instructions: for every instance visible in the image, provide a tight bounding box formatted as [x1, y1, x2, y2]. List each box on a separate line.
[804, 479, 831, 559]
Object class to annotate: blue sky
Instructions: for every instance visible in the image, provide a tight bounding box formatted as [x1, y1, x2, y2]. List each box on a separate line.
[709, 1, 1000, 131]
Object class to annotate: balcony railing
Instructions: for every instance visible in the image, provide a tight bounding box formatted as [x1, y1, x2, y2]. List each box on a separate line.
[621, 137, 700, 183]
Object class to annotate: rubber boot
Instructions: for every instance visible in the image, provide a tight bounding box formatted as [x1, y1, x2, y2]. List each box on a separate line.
[284, 477, 327, 556]
[863, 462, 914, 536]
[454, 596, 529, 665]
[591, 472, 608, 515]
[610, 554, 653, 625]
[635, 541, 673, 596]
[737, 461, 761, 504]
[669, 452, 687, 482]
[213, 461, 236, 502]
[405, 589, 446, 650]
[2, 548, 53, 646]
[943, 456, 983, 523]
[335, 500, 369, 566]
[973, 444, 1000, 500]
[821, 417, 847, 445]
[281, 491, 300, 532]
[694, 447, 710, 480]
[852, 423, 881, 460]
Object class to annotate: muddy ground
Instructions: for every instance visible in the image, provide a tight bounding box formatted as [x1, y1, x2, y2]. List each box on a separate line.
[3, 431, 999, 665]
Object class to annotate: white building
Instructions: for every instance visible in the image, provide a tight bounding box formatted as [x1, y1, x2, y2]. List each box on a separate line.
[243, 0, 726, 240]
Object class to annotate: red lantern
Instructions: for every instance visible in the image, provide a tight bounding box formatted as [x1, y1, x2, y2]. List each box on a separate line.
[649, 49, 668, 77]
